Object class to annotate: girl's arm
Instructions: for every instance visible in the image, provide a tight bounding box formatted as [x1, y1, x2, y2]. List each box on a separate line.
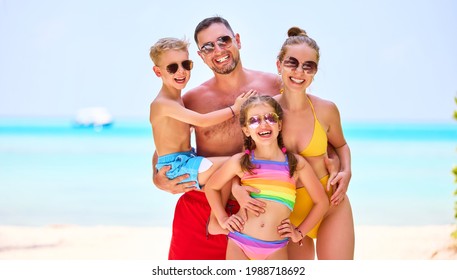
[207, 177, 237, 235]
[294, 155, 329, 236]
[204, 154, 245, 232]
[152, 90, 256, 127]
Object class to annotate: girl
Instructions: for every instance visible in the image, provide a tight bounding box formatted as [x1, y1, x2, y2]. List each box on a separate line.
[204, 95, 329, 260]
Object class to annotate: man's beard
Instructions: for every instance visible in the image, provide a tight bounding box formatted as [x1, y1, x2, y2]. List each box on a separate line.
[211, 58, 239, 75]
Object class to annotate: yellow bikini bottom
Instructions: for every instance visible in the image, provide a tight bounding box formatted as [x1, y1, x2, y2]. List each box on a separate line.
[289, 175, 330, 239]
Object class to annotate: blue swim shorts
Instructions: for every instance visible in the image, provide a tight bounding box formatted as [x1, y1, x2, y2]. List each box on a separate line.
[156, 148, 204, 188]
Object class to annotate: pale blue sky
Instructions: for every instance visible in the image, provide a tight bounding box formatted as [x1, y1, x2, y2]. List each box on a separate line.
[1, 0, 456, 122]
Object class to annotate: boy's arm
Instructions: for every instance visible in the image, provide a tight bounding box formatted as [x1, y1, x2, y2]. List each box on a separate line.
[152, 151, 197, 194]
[156, 90, 256, 127]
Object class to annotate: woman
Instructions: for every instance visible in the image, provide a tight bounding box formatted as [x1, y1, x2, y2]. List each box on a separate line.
[235, 27, 354, 259]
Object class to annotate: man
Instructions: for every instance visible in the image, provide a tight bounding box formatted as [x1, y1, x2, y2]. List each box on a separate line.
[153, 16, 280, 260]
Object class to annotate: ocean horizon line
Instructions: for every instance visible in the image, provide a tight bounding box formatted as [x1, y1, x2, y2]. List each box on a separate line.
[1, 117, 455, 141]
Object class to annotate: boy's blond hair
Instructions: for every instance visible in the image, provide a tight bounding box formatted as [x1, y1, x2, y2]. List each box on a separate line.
[149, 37, 189, 65]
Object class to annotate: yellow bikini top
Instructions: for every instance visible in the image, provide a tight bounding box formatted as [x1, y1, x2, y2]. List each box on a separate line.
[299, 96, 328, 157]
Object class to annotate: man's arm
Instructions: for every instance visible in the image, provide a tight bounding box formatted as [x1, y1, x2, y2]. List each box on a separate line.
[152, 151, 197, 194]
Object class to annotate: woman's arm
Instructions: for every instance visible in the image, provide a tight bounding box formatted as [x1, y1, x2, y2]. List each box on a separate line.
[325, 145, 340, 192]
[331, 143, 351, 205]
[326, 102, 352, 205]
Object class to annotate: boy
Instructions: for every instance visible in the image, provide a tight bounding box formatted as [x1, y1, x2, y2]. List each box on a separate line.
[149, 37, 255, 189]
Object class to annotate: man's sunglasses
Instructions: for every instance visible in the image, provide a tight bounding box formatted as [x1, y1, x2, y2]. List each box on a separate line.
[283, 57, 318, 74]
[199, 35, 233, 55]
[247, 112, 280, 129]
[166, 60, 193, 74]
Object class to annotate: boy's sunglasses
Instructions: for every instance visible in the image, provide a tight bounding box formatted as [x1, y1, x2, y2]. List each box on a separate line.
[166, 60, 193, 74]
[247, 112, 279, 129]
[283, 57, 318, 74]
[199, 35, 233, 55]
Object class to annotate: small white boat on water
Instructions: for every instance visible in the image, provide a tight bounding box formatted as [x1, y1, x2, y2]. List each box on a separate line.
[74, 107, 113, 128]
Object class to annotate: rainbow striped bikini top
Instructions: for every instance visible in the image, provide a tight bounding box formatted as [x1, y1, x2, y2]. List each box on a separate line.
[241, 152, 297, 210]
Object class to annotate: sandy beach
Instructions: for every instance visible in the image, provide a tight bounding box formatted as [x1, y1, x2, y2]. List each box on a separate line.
[0, 224, 456, 260]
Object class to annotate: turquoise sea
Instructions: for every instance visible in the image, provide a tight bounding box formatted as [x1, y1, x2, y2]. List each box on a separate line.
[0, 118, 456, 227]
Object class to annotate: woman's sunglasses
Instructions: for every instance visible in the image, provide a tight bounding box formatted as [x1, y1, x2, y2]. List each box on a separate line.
[247, 112, 279, 129]
[199, 35, 233, 55]
[283, 56, 318, 74]
[166, 60, 193, 74]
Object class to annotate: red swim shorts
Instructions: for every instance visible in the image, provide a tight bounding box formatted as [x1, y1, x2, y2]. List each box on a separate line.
[168, 190, 239, 260]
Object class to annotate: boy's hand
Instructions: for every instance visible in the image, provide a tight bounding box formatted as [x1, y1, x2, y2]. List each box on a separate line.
[232, 89, 258, 113]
